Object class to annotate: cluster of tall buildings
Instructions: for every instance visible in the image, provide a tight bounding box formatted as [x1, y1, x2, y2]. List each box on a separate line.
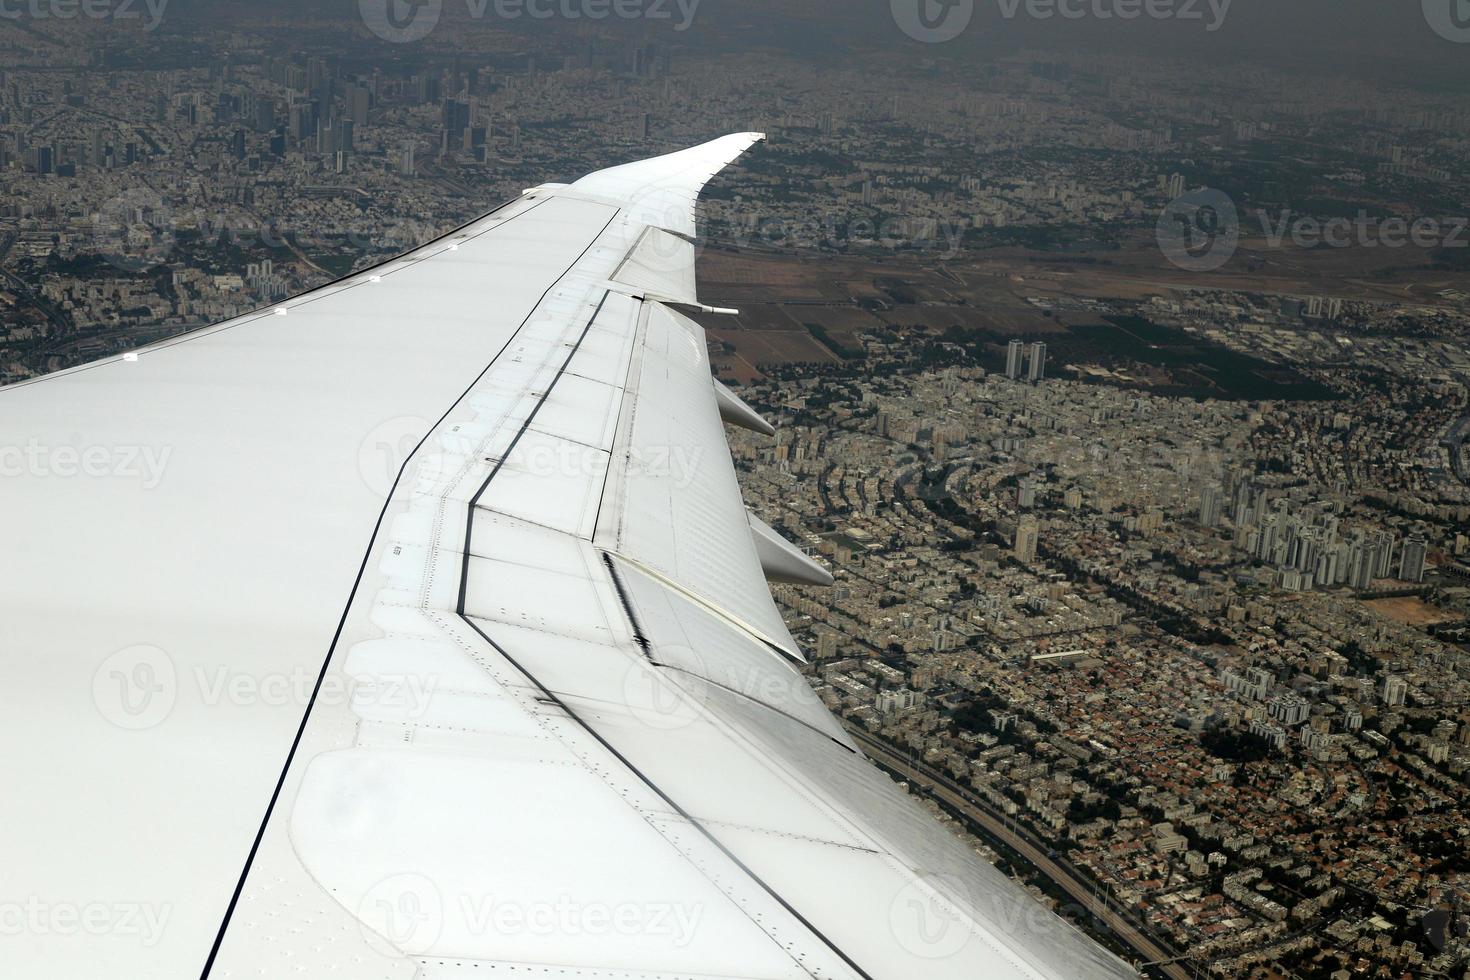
[243, 260, 287, 302]
[1221, 666, 1275, 701]
[1220, 664, 1409, 752]
[0, 129, 148, 176]
[1210, 476, 1431, 590]
[1004, 339, 1046, 383]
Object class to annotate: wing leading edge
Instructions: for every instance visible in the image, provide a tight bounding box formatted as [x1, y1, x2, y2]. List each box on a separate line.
[0, 135, 1137, 979]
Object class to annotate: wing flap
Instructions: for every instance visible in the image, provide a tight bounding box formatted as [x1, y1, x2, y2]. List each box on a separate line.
[597, 302, 803, 659]
[611, 226, 700, 305]
[611, 552, 852, 746]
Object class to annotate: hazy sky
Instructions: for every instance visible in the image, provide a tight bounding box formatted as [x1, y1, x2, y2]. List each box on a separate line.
[171, 0, 1469, 90]
[830, 0, 1467, 84]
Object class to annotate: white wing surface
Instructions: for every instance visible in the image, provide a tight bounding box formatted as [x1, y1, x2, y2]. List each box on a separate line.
[0, 134, 1137, 980]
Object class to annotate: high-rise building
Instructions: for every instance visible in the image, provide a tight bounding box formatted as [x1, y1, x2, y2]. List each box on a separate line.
[442, 98, 470, 134]
[816, 632, 839, 661]
[1246, 666, 1273, 700]
[1248, 719, 1287, 751]
[1400, 537, 1428, 583]
[1231, 478, 1255, 525]
[1014, 516, 1039, 563]
[1005, 340, 1024, 380]
[413, 72, 441, 104]
[1347, 538, 1378, 591]
[876, 689, 918, 715]
[1199, 485, 1222, 528]
[1374, 531, 1398, 578]
[287, 101, 316, 142]
[1305, 296, 1344, 320]
[1267, 692, 1311, 726]
[349, 85, 371, 126]
[315, 118, 335, 155]
[1027, 342, 1047, 382]
[1382, 676, 1408, 708]
[1017, 477, 1036, 509]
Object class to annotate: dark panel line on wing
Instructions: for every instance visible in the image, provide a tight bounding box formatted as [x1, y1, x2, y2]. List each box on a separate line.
[651, 661, 861, 757]
[598, 552, 854, 753]
[602, 552, 652, 655]
[458, 616, 876, 980]
[456, 285, 615, 613]
[198, 206, 619, 980]
[452, 300, 876, 980]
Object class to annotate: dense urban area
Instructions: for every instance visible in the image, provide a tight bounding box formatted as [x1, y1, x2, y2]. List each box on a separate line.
[2, 4, 1469, 978]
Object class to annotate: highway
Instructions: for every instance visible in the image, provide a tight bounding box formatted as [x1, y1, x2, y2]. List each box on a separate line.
[848, 727, 1196, 980]
[0, 231, 73, 339]
[1444, 412, 1470, 486]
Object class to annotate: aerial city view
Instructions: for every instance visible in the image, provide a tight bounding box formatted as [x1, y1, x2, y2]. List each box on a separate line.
[1, 1, 1468, 978]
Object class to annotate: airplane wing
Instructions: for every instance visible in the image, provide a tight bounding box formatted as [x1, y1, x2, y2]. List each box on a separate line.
[0, 134, 1137, 980]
